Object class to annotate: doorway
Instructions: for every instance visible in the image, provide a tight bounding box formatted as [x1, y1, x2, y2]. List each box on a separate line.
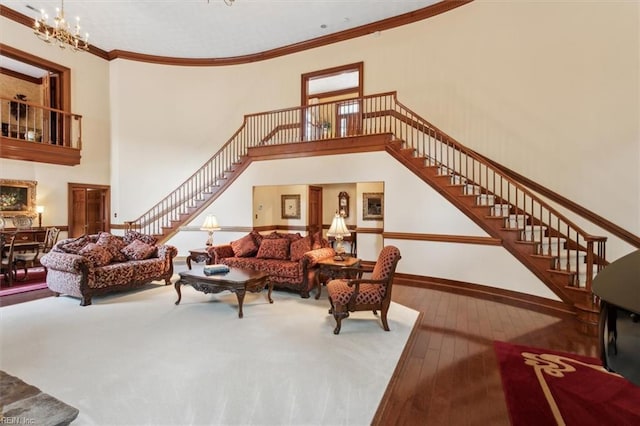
[301, 62, 363, 140]
[68, 183, 110, 237]
[308, 186, 323, 233]
[0, 44, 70, 145]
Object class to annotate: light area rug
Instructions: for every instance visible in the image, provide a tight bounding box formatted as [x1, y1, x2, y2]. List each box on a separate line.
[0, 278, 418, 426]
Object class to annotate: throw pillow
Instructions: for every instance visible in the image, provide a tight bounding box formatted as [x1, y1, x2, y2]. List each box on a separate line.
[256, 238, 290, 260]
[96, 232, 128, 262]
[285, 232, 303, 243]
[230, 233, 259, 257]
[78, 242, 113, 267]
[121, 239, 156, 261]
[250, 230, 264, 247]
[59, 235, 90, 254]
[263, 231, 285, 240]
[290, 235, 312, 262]
[123, 230, 157, 246]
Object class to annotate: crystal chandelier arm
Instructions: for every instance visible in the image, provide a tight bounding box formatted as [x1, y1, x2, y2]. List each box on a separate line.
[32, 0, 89, 51]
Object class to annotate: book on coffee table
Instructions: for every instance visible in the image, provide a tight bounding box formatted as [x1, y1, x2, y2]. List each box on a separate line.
[203, 264, 230, 275]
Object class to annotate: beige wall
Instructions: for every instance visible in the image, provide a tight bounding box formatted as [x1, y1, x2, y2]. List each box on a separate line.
[1, 0, 638, 299]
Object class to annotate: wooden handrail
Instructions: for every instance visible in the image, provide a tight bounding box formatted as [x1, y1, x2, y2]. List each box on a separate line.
[391, 94, 608, 291]
[0, 95, 82, 150]
[476, 154, 640, 248]
[126, 91, 615, 293]
[388, 95, 638, 248]
[392, 98, 597, 241]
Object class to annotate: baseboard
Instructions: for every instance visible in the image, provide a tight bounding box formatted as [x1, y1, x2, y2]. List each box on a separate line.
[394, 272, 576, 318]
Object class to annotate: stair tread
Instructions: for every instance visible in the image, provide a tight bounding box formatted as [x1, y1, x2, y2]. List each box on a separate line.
[548, 269, 576, 276]
[515, 240, 538, 246]
[460, 194, 489, 198]
[531, 254, 556, 260]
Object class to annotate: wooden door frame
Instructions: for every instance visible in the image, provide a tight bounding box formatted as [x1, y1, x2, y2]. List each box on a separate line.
[1, 44, 70, 150]
[301, 62, 363, 140]
[1, 44, 71, 113]
[301, 62, 363, 104]
[308, 185, 323, 233]
[67, 183, 111, 237]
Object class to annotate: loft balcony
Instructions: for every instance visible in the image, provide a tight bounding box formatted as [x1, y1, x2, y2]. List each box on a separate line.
[0, 96, 82, 166]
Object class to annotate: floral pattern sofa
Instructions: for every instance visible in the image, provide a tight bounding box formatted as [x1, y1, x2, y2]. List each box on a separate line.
[208, 230, 335, 298]
[40, 231, 178, 306]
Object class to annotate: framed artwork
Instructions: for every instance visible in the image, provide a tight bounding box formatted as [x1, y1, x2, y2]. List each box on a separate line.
[281, 194, 301, 219]
[0, 179, 37, 217]
[363, 192, 384, 220]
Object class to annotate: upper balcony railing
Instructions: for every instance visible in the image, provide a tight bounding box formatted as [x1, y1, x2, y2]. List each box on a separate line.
[126, 91, 607, 295]
[0, 96, 82, 165]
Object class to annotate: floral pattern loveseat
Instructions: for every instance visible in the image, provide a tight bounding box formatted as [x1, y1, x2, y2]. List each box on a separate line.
[209, 230, 335, 298]
[40, 231, 178, 306]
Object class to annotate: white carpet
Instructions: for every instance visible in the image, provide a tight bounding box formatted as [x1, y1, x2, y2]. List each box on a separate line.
[0, 274, 418, 426]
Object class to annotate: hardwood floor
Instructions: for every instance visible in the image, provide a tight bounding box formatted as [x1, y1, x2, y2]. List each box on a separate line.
[374, 284, 599, 425]
[1, 282, 598, 425]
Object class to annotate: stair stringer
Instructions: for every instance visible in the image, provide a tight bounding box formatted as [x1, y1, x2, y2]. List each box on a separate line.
[154, 156, 253, 244]
[385, 143, 578, 305]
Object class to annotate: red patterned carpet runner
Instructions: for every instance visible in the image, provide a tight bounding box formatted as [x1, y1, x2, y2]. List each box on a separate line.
[0, 268, 47, 297]
[494, 341, 640, 425]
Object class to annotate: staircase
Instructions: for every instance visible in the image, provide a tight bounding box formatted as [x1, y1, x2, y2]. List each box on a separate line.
[125, 91, 609, 327]
[387, 144, 604, 306]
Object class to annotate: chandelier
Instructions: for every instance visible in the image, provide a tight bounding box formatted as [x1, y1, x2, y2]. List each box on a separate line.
[33, 0, 89, 51]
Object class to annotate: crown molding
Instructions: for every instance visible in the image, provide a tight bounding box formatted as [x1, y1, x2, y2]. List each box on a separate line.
[2, 0, 472, 65]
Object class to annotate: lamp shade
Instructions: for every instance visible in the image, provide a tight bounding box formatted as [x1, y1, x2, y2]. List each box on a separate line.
[36, 205, 45, 214]
[200, 215, 221, 231]
[327, 213, 350, 237]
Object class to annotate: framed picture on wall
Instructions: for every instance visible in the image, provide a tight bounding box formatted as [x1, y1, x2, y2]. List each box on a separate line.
[0, 179, 37, 217]
[363, 192, 383, 220]
[281, 194, 301, 219]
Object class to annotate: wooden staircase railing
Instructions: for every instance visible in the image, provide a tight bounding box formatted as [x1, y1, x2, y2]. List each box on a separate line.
[124, 92, 401, 239]
[125, 91, 608, 322]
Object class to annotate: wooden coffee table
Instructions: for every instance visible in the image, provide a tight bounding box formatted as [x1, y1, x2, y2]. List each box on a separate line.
[175, 267, 272, 318]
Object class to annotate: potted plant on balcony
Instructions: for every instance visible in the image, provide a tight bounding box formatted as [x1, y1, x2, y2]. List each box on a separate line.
[320, 120, 331, 137]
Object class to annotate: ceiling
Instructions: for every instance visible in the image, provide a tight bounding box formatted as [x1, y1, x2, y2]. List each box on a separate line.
[1, 0, 441, 60]
[0, 55, 48, 77]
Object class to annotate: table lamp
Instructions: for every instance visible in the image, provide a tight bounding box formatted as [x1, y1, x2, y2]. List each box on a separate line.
[36, 205, 44, 229]
[200, 215, 221, 246]
[327, 212, 350, 260]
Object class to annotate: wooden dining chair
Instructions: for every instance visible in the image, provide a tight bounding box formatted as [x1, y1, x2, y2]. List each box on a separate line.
[326, 245, 402, 335]
[14, 227, 61, 277]
[1, 235, 18, 286]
